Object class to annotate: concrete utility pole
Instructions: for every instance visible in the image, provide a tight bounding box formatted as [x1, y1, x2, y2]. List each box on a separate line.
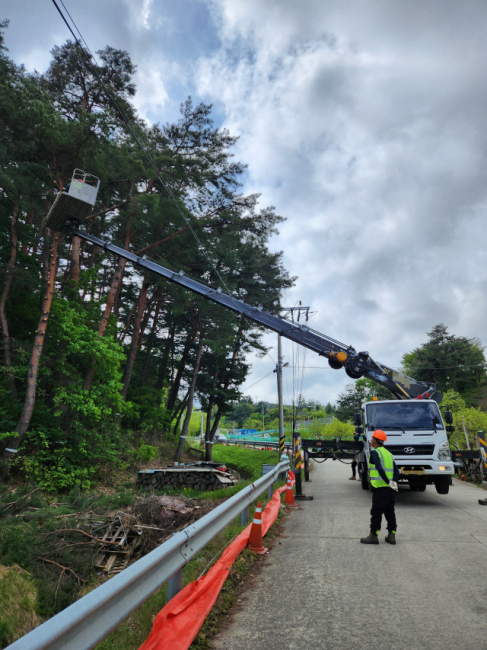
[277, 334, 285, 460]
[462, 415, 471, 450]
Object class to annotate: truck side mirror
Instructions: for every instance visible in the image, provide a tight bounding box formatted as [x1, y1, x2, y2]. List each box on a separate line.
[445, 410, 454, 424]
[446, 425, 455, 434]
[355, 426, 364, 435]
[353, 412, 362, 426]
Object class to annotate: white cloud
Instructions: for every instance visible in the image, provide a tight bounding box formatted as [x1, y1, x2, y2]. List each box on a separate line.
[197, 0, 487, 403]
[131, 63, 171, 122]
[7, 0, 487, 405]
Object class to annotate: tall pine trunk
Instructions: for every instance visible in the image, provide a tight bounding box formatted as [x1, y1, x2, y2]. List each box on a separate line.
[204, 389, 216, 461]
[141, 300, 162, 379]
[1, 201, 19, 403]
[70, 235, 81, 282]
[121, 280, 150, 399]
[166, 328, 197, 415]
[2, 232, 59, 478]
[171, 391, 189, 439]
[156, 323, 175, 390]
[83, 218, 132, 392]
[175, 334, 204, 460]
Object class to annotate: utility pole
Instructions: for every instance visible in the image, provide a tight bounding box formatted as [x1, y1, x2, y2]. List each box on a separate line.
[462, 415, 471, 450]
[262, 402, 265, 432]
[277, 334, 285, 460]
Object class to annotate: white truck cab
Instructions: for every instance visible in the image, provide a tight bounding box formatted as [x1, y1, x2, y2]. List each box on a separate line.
[357, 399, 454, 494]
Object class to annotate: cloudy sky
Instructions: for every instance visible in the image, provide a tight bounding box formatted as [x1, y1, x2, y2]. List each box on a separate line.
[3, 0, 487, 406]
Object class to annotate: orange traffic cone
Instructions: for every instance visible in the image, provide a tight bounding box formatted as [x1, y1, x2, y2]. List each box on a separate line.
[284, 472, 298, 508]
[247, 501, 268, 554]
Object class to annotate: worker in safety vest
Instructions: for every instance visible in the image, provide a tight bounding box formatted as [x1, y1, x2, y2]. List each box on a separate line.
[349, 431, 361, 480]
[360, 429, 399, 545]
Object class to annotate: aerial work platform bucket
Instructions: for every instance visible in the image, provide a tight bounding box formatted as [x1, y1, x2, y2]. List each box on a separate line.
[46, 169, 100, 231]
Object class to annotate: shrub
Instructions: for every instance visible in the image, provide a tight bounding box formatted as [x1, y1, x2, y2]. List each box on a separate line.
[136, 444, 157, 464]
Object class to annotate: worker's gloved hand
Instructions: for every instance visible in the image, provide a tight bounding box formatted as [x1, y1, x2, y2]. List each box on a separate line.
[389, 481, 398, 492]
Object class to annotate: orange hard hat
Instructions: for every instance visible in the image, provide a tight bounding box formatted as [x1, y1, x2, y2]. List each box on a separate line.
[372, 429, 387, 442]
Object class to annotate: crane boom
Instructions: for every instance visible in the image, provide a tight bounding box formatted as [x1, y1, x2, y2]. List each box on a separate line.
[45, 170, 441, 402]
[70, 228, 441, 402]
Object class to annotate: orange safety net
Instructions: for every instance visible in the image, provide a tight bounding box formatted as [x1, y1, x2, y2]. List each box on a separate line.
[139, 484, 289, 650]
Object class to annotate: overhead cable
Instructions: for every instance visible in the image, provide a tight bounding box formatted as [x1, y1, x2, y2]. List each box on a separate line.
[52, 0, 234, 300]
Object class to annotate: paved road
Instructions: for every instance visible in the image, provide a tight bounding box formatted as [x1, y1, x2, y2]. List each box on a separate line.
[213, 461, 487, 650]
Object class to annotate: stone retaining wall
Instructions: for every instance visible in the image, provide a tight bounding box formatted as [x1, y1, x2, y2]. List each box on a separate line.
[137, 468, 238, 491]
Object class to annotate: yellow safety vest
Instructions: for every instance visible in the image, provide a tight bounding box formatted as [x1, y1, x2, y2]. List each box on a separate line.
[369, 446, 394, 488]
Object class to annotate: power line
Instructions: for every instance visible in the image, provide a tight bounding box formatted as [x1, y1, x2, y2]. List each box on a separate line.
[53, 0, 298, 384]
[298, 365, 486, 370]
[241, 370, 274, 393]
[52, 0, 239, 303]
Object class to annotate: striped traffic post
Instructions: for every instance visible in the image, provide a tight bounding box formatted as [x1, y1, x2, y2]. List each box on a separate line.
[478, 431, 487, 480]
[294, 434, 313, 501]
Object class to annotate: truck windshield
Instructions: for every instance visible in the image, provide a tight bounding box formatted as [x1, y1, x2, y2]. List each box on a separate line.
[366, 402, 443, 430]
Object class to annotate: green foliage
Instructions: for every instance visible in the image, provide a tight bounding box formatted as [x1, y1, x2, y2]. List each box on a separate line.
[304, 417, 355, 439]
[136, 444, 157, 464]
[13, 424, 134, 492]
[226, 400, 254, 428]
[243, 417, 262, 430]
[322, 418, 355, 439]
[436, 390, 487, 449]
[451, 408, 487, 449]
[48, 299, 126, 425]
[335, 378, 393, 423]
[440, 389, 466, 412]
[212, 446, 280, 481]
[402, 324, 487, 397]
[187, 410, 203, 437]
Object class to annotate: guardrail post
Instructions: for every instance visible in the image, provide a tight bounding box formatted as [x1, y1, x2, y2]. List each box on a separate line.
[304, 450, 310, 482]
[267, 482, 273, 499]
[241, 506, 249, 525]
[167, 568, 183, 602]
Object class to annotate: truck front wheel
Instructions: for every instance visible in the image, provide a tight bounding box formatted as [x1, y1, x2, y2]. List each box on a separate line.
[434, 476, 449, 495]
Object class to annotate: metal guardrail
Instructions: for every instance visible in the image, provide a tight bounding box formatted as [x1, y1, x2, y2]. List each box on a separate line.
[9, 460, 289, 650]
[221, 439, 292, 451]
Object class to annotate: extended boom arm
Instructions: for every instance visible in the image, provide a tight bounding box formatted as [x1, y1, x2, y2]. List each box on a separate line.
[69, 228, 440, 402]
[45, 172, 440, 402]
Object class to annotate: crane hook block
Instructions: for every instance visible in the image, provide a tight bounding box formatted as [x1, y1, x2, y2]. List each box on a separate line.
[45, 169, 100, 232]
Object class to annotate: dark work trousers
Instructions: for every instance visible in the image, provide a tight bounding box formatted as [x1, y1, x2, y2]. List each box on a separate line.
[351, 459, 357, 477]
[370, 486, 397, 532]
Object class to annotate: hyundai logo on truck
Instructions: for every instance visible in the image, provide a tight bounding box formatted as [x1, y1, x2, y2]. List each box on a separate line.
[404, 447, 415, 454]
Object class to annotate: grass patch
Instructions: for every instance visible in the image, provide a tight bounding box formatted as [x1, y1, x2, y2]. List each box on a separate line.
[212, 446, 280, 481]
[0, 486, 139, 623]
[0, 565, 41, 648]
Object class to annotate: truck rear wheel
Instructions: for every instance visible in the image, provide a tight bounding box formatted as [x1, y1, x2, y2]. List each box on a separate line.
[434, 476, 449, 495]
[361, 470, 369, 490]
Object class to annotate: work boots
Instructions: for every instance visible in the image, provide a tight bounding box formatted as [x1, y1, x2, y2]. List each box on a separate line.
[385, 532, 396, 545]
[360, 529, 379, 545]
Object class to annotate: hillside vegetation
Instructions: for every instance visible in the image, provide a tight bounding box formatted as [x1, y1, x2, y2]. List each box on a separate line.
[0, 21, 293, 485]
